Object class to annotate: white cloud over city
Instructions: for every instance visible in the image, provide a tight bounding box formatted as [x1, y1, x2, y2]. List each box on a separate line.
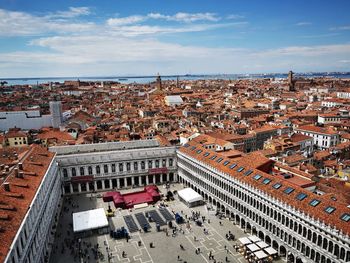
[0, 7, 349, 77]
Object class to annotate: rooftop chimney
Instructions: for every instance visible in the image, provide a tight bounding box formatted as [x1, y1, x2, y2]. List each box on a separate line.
[0, 164, 4, 171]
[4, 182, 10, 192]
[18, 163, 23, 170]
[18, 172, 24, 179]
[14, 168, 18, 177]
[5, 166, 9, 172]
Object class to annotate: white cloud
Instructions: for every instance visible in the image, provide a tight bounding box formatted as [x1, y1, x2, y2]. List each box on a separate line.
[253, 44, 350, 58]
[330, 25, 350, 31]
[1, 34, 349, 77]
[0, 8, 349, 77]
[296, 22, 311, 26]
[107, 15, 145, 26]
[47, 7, 91, 19]
[107, 23, 242, 37]
[227, 14, 245, 20]
[0, 8, 96, 36]
[147, 12, 219, 23]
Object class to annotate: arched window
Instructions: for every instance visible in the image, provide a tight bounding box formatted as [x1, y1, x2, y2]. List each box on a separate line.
[141, 161, 145, 169]
[63, 168, 68, 177]
[80, 167, 84, 176]
[71, 167, 76, 177]
[96, 165, 100, 174]
[88, 166, 92, 175]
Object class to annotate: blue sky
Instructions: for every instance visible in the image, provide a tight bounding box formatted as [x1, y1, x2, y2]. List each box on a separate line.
[0, 0, 350, 77]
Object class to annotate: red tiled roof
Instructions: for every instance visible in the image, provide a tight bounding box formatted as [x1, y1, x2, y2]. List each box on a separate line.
[180, 141, 350, 236]
[297, 125, 337, 135]
[0, 145, 55, 262]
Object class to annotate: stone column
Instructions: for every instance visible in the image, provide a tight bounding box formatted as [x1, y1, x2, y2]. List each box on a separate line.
[153, 175, 156, 184]
[124, 177, 127, 187]
[69, 183, 73, 194]
[146, 176, 149, 185]
[102, 180, 105, 190]
[86, 182, 90, 192]
[109, 179, 112, 189]
[131, 176, 135, 186]
[78, 183, 82, 192]
[117, 178, 120, 189]
[94, 181, 97, 190]
[160, 174, 163, 183]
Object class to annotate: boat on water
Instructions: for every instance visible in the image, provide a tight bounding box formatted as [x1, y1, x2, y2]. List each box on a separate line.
[118, 78, 128, 81]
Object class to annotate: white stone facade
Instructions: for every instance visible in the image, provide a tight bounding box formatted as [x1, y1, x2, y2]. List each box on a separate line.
[177, 150, 350, 263]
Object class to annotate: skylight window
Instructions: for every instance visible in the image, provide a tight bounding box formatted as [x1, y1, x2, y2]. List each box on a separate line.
[196, 150, 202, 154]
[253, 174, 262, 180]
[223, 161, 230, 166]
[272, 183, 282, 189]
[237, 167, 244, 172]
[309, 199, 321, 207]
[217, 158, 223, 163]
[229, 163, 237, 169]
[296, 193, 307, 201]
[191, 146, 196, 150]
[184, 144, 190, 148]
[244, 170, 253, 176]
[324, 206, 336, 214]
[284, 187, 295, 195]
[210, 155, 217, 160]
[204, 152, 210, 157]
[262, 178, 271, 185]
[340, 213, 350, 222]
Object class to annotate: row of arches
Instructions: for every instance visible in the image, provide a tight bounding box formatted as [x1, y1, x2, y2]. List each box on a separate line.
[177, 156, 350, 263]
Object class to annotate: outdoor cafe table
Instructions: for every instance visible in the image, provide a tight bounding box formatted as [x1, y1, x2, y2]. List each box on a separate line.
[254, 250, 269, 260]
[264, 246, 278, 255]
[248, 235, 261, 243]
[239, 237, 252, 245]
[247, 243, 260, 252]
[256, 241, 269, 249]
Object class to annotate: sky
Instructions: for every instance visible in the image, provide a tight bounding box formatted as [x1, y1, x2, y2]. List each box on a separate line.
[0, 0, 350, 77]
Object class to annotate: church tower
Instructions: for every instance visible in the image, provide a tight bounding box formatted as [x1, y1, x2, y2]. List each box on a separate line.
[156, 73, 162, 90]
[288, 70, 295, 91]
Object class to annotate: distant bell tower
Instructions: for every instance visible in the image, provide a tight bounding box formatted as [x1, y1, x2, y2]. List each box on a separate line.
[156, 73, 162, 90]
[288, 70, 295, 91]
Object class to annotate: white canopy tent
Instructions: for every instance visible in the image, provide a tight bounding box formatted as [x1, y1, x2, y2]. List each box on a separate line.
[256, 241, 269, 249]
[238, 237, 252, 245]
[247, 243, 260, 252]
[248, 235, 261, 243]
[254, 250, 268, 260]
[264, 247, 278, 255]
[73, 208, 109, 233]
[177, 188, 203, 207]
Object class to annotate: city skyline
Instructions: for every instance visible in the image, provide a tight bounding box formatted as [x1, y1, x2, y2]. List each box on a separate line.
[0, 0, 350, 77]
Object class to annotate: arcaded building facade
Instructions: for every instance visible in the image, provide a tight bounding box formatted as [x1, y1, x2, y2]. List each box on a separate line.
[177, 142, 350, 263]
[51, 140, 177, 194]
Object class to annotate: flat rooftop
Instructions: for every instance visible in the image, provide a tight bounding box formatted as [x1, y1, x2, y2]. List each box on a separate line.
[50, 139, 161, 155]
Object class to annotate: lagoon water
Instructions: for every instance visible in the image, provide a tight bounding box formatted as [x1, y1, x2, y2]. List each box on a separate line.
[1, 72, 350, 86]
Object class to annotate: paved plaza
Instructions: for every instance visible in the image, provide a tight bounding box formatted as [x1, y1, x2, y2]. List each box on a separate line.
[50, 184, 285, 263]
